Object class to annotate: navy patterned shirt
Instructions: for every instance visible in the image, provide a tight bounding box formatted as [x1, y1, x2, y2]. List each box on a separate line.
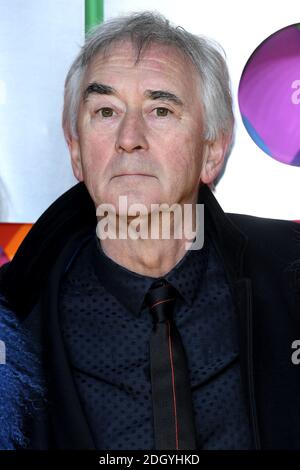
[59, 228, 254, 450]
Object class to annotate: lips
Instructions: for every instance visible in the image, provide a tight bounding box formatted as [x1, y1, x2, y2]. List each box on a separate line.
[115, 173, 152, 177]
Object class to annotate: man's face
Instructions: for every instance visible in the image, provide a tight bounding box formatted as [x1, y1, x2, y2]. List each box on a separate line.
[69, 40, 212, 212]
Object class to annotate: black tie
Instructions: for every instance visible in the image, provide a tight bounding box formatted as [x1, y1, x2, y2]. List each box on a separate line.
[145, 279, 197, 450]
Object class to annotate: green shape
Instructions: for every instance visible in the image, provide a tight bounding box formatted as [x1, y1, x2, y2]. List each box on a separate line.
[296, 24, 300, 30]
[85, 0, 104, 34]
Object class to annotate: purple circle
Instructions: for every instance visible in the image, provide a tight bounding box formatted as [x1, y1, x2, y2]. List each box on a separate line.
[238, 23, 300, 166]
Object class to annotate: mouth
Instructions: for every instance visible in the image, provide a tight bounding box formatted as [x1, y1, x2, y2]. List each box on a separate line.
[114, 173, 153, 177]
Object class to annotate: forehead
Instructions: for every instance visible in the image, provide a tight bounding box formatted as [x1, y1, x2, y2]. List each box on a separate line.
[83, 40, 200, 96]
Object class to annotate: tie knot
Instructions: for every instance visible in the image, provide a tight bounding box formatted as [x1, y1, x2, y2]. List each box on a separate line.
[145, 279, 178, 324]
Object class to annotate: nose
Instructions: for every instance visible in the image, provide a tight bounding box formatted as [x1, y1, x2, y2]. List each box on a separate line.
[115, 109, 149, 153]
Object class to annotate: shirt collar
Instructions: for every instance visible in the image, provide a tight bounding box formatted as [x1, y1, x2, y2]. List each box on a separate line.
[90, 184, 210, 317]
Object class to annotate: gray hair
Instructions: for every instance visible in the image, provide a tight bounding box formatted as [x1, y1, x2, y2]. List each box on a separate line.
[62, 11, 234, 144]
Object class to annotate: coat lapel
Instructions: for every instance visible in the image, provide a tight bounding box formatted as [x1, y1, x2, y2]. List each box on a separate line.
[41, 229, 96, 449]
[199, 185, 261, 448]
[234, 277, 261, 449]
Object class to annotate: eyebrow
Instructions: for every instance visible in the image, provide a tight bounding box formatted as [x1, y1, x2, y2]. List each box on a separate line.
[144, 89, 183, 106]
[83, 82, 116, 101]
[83, 82, 184, 106]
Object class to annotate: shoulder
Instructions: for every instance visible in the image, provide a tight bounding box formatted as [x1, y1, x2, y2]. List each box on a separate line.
[226, 212, 300, 265]
[227, 212, 300, 237]
[0, 274, 46, 449]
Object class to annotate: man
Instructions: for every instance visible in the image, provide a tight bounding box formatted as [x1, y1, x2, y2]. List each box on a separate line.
[1, 11, 300, 450]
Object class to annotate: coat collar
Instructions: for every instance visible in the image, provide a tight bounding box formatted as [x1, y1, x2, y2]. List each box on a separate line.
[197, 183, 248, 280]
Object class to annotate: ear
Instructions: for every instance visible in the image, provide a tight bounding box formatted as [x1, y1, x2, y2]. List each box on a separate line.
[65, 131, 84, 182]
[199, 133, 230, 185]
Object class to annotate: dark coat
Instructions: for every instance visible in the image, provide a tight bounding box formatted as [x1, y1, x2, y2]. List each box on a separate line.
[1, 181, 300, 449]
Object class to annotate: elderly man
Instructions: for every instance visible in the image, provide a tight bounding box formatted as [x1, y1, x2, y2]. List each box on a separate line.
[0, 11, 300, 451]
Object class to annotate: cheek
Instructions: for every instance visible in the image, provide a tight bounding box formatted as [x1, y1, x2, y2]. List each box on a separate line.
[160, 129, 202, 169]
[80, 131, 114, 171]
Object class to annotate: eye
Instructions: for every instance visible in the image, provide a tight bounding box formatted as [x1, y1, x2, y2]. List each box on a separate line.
[97, 107, 115, 118]
[154, 107, 172, 117]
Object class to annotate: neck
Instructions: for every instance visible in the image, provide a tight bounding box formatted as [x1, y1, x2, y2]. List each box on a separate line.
[96, 196, 200, 277]
[98, 236, 195, 278]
